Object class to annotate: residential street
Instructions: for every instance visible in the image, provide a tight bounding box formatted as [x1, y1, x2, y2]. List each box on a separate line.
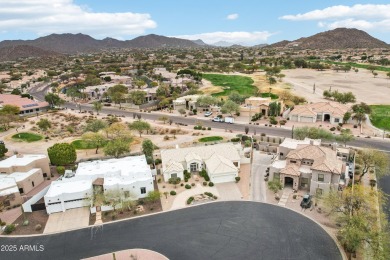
[250, 152, 273, 202]
[29, 84, 390, 152]
[0, 201, 342, 260]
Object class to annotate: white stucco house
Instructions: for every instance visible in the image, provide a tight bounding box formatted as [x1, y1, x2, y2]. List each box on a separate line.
[44, 155, 154, 214]
[160, 143, 241, 184]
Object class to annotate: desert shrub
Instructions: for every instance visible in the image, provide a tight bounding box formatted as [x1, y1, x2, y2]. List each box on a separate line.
[35, 224, 42, 231]
[170, 191, 176, 196]
[4, 224, 15, 234]
[208, 127, 211, 130]
[185, 184, 191, 189]
[330, 127, 336, 131]
[235, 177, 241, 183]
[231, 137, 240, 142]
[187, 196, 194, 205]
[191, 183, 195, 186]
[208, 182, 214, 187]
[154, 158, 162, 165]
[268, 180, 282, 193]
[163, 135, 170, 140]
[203, 181, 207, 186]
[168, 177, 181, 184]
[56, 166, 65, 175]
[204, 192, 214, 197]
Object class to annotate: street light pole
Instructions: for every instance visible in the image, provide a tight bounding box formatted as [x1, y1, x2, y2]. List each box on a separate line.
[291, 125, 294, 139]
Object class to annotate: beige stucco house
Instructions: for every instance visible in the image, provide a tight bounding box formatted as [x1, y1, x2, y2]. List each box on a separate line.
[270, 138, 349, 195]
[160, 143, 241, 183]
[288, 102, 350, 124]
[240, 97, 283, 117]
[0, 154, 49, 197]
[0, 176, 23, 209]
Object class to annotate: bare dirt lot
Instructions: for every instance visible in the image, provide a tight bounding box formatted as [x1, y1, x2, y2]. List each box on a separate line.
[282, 69, 390, 105]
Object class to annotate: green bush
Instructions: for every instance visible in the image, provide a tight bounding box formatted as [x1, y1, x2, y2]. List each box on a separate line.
[185, 184, 191, 189]
[269, 116, 278, 125]
[204, 192, 214, 197]
[4, 224, 15, 234]
[56, 166, 65, 175]
[154, 158, 162, 165]
[207, 127, 211, 130]
[268, 180, 282, 193]
[208, 182, 214, 187]
[330, 127, 336, 131]
[168, 177, 181, 184]
[187, 196, 194, 205]
[47, 143, 76, 166]
[170, 191, 176, 196]
[235, 177, 241, 183]
[203, 181, 207, 186]
[200, 169, 210, 181]
[230, 137, 240, 142]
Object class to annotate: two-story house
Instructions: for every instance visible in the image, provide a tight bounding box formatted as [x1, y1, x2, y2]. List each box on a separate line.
[270, 139, 348, 195]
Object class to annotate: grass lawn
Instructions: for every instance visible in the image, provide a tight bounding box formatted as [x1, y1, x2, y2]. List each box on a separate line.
[203, 74, 257, 97]
[369, 105, 390, 131]
[199, 136, 223, 142]
[12, 132, 43, 142]
[71, 139, 108, 150]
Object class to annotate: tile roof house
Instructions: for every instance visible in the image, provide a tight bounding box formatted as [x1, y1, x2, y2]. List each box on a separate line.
[0, 94, 49, 116]
[270, 139, 349, 195]
[161, 143, 241, 183]
[288, 101, 350, 124]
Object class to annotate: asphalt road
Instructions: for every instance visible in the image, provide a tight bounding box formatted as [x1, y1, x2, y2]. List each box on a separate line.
[29, 84, 390, 152]
[0, 201, 342, 260]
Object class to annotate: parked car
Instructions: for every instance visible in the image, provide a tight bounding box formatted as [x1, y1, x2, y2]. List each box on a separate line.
[300, 194, 312, 209]
[204, 111, 213, 117]
[224, 116, 234, 124]
[212, 117, 224, 122]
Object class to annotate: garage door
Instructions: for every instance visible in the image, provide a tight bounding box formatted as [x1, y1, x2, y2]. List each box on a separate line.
[64, 199, 87, 210]
[289, 115, 298, 122]
[210, 174, 236, 184]
[47, 203, 63, 214]
[300, 116, 314, 123]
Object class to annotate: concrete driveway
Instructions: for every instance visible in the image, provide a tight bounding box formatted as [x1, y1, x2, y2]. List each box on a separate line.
[216, 182, 242, 200]
[251, 152, 273, 202]
[44, 207, 90, 234]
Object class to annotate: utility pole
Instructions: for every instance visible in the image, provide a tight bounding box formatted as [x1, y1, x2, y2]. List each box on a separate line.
[291, 125, 294, 139]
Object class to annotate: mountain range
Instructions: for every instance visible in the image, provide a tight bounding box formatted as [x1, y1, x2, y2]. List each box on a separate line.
[0, 28, 388, 61]
[266, 28, 389, 49]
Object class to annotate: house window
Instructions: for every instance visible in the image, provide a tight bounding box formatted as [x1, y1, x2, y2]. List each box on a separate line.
[290, 160, 296, 164]
[334, 118, 339, 123]
[124, 191, 130, 198]
[140, 187, 146, 194]
[301, 178, 309, 188]
[316, 188, 323, 196]
[274, 172, 280, 181]
[318, 174, 324, 182]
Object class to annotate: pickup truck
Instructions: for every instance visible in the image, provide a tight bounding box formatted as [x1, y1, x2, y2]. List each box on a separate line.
[212, 117, 224, 122]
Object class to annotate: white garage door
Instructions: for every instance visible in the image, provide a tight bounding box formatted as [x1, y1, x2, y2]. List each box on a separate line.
[210, 173, 236, 184]
[64, 199, 86, 210]
[289, 115, 298, 122]
[47, 203, 63, 214]
[300, 116, 314, 123]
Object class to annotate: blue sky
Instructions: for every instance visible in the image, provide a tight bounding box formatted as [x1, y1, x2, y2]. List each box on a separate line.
[1, 0, 390, 45]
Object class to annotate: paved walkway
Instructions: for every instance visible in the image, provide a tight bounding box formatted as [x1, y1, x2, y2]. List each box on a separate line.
[44, 208, 90, 234]
[0, 207, 22, 225]
[83, 249, 168, 260]
[170, 183, 219, 210]
[216, 182, 242, 200]
[278, 187, 293, 207]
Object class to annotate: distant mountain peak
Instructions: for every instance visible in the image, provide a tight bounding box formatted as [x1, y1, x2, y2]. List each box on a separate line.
[267, 28, 389, 49]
